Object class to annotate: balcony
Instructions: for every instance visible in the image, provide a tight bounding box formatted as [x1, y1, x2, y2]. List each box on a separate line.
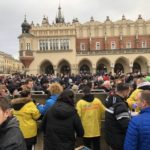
[37, 49, 73, 53]
[25, 51, 33, 56]
[19, 50, 33, 57]
[76, 48, 150, 56]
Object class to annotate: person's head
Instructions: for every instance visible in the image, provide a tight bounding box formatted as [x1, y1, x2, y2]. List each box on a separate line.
[103, 80, 112, 89]
[137, 90, 150, 110]
[0, 85, 9, 97]
[48, 82, 63, 95]
[116, 83, 130, 99]
[0, 97, 12, 125]
[83, 86, 91, 95]
[136, 77, 144, 86]
[20, 90, 31, 98]
[71, 84, 79, 94]
[25, 79, 33, 90]
[57, 90, 74, 106]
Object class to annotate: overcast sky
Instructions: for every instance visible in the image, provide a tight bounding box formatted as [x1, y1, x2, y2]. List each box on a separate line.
[0, 0, 150, 59]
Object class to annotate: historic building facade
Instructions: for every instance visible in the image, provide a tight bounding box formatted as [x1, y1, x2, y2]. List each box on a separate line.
[19, 6, 150, 75]
[0, 51, 23, 74]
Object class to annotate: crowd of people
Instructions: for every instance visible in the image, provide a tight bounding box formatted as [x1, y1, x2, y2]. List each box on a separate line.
[0, 72, 150, 150]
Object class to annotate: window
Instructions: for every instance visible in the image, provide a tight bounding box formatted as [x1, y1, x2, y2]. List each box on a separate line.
[39, 40, 43, 51]
[142, 41, 147, 48]
[26, 43, 30, 50]
[80, 43, 86, 51]
[111, 41, 116, 49]
[39, 38, 70, 51]
[96, 42, 100, 50]
[126, 42, 131, 49]
[45, 40, 48, 50]
[49, 39, 53, 50]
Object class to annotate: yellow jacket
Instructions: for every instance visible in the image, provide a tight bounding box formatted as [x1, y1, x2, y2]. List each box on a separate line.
[11, 98, 41, 138]
[127, 88, 142, 112]
[76, 97, 105, 138]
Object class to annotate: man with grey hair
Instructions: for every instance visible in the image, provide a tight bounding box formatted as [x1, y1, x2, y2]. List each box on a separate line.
[124, 90, 150, 150]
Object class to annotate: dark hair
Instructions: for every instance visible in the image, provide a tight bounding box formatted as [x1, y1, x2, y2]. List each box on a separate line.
[57, 90, 74, 106]
[25, 79, 33, 85]
[83, 86, 91, 95]
[0, 97, 11, 112]
[116, 83, 129, 92]
[141, 90, 150, 105]
[20, 90, 31, 97]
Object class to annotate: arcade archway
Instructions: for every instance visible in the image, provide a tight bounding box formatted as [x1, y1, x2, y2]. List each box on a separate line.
[58, 60, 71, 75]
[40, 60, 54, 74]
[78, 59, 92, 74]
[114, 57, 129, 74]
[133, 56, 148, 73]
[96, 58, 110, 75]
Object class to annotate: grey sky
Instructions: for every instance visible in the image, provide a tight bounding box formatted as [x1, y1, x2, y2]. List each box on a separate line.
[0, 0, 150, 59]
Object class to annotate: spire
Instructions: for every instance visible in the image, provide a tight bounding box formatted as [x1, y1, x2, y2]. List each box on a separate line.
[24, 14, 27, 22]
[21, 14, 31, 33]
[56, 2, 65, 23]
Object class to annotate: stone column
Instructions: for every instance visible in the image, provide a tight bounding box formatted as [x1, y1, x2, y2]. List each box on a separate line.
[71, 64, 76, 75]
[111, 63, 114, 75]
[92, 68, 96, 74]
[129, 62, 133, 73]
[53, 65, 57, 75]
[148, 63, 150, 74]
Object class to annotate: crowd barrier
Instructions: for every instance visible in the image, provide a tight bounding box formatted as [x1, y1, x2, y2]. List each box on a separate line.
[32, 93, 109, 150]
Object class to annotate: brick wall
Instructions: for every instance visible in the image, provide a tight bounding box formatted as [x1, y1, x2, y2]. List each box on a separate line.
[76, 35, 150, 51]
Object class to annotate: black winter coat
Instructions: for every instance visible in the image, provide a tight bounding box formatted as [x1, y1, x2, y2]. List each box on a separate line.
[104, 94, 131, 150]
[0, 117, 27, 150]
[41, 101, 84, 150]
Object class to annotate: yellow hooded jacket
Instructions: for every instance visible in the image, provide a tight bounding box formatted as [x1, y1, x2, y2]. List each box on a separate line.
[127, 88, 142, 112]
[11, 98, 41, 139]
[76, 97, 105, 138]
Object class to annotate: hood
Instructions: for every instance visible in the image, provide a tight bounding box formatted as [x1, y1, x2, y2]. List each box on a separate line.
[11, 97, 31, 110]
[137, 82, 150, 90]
[51, 102, 76, 120]
[0, 117, 19, 133]
[82, 94, 94, 102]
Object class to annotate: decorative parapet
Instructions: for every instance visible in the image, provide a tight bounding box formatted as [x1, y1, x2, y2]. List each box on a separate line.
[76, 48, 150, 56]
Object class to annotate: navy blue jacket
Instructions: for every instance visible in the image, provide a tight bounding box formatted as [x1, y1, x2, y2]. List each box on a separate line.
[124, 107, 150, 150]
[37, 94, 59, 115]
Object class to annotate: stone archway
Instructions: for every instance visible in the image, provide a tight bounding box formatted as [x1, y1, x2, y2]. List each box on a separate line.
[114, 57, 129, 74]
[133, 56, 148, 73]
[114, 63, 124, 74]
[58, 60, 71, 75]
[78, 59, 92, 74]
[133, 63, 141, 73]
[96, 58, 111, 75]
[40, 60, 54, 74]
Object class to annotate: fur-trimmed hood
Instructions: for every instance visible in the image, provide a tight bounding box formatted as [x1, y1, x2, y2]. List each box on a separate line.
[11, 97, 32, 111]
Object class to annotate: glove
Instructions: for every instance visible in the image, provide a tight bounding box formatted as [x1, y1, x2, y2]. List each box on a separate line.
[132, 103, 138, 109]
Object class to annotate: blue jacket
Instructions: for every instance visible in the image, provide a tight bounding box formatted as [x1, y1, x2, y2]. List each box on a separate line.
[124, 107, 150, 150]
[37, 94, 59, 115]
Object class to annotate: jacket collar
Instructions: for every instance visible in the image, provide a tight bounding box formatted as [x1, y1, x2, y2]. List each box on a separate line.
[140, 107, 150, 114]
[11, 97, 31, 105]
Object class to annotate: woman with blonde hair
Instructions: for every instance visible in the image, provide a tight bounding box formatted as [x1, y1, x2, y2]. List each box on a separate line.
[37, 82, 63, 115]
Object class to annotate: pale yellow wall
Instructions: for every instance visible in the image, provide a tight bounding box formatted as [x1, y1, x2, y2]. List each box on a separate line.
[19, 16, 150, 75]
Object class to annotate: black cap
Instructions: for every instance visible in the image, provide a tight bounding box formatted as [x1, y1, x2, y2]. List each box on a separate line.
[116, 83, 129, 92]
